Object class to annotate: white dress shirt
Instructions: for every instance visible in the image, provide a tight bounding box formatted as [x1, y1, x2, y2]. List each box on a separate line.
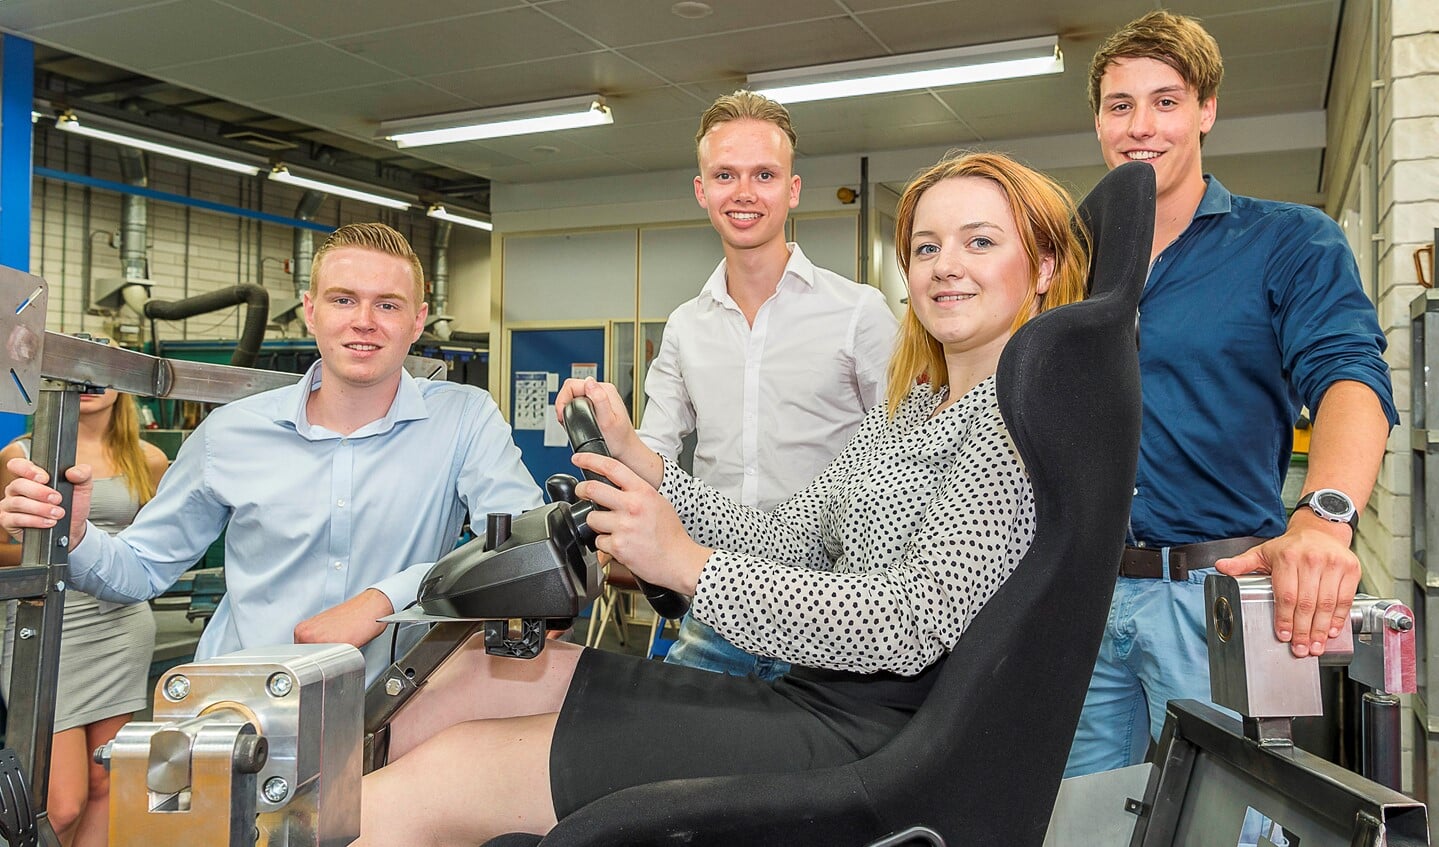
[638, 244, 897, 510]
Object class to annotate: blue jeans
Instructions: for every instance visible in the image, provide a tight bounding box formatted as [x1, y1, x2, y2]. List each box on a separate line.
[663, 614, 790, 681]
[1064, 566, 1235, 778]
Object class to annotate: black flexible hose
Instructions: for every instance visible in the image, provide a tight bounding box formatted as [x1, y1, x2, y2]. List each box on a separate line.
[143, 284, 270, 367]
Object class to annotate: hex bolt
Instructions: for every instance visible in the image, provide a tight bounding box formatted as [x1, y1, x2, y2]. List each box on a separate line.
[163, 674, 191, 701]
[1386, 610, 1415, 632]
[385, 678, 403, 696]
[93, 741, 112, 770]
[266, 672, 294, 698]
[57, 535, 68, 548]
[18, 628, 35, 640]
[54, 580, 66, 591]
[262, 776, 289, 804]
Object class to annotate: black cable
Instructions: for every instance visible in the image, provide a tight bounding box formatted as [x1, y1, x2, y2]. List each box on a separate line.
[389, 600, 420, 666]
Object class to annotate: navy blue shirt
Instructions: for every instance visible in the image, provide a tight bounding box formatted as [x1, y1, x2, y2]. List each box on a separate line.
[1130, 176, 1397, 547]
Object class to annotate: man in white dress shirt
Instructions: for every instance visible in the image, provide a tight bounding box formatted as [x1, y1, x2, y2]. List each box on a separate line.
[637, 91, 898, 679]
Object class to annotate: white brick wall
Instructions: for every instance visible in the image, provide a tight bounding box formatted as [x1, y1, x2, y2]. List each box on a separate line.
[1349, 0, 1439, 796]
[22, 124, 491, 343]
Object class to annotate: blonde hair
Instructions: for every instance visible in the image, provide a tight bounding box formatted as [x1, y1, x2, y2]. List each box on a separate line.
[106, 393, 157, 505]
[16, 391, 156, 505]
[1088, 11, 1224, 138]
[695, 91, 797, 160]
[885, 151, 1090, 416]
[311, 222, 425, 303]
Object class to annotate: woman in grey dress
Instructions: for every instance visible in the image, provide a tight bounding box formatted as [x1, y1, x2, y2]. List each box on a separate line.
[1, 381, 168, 847]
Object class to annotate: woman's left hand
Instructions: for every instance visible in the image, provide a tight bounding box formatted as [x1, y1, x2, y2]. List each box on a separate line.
[571, 451, 710, 596]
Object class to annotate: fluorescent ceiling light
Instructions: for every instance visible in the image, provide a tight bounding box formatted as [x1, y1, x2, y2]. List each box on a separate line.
[427, 205, 492, 231]
[381, 95, 612, 148]
[268, 165, 411, 210]
[748, 36, 1062, 104]
[56, 113, 262, 176]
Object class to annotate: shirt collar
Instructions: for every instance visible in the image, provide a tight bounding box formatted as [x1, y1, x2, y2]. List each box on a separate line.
[701, 242, 817, 305]
[278, 360, 430, 439]
[1195, 175, 1232, 220]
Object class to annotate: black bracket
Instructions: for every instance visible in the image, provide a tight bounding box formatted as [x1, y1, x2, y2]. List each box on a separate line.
[0, 747, 38, 847]
[483, 618, 547, 659]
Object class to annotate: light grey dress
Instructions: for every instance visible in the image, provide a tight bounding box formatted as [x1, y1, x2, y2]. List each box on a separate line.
[3, 472, 157, 732]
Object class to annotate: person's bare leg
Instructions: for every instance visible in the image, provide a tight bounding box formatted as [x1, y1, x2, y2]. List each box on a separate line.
[73, 713, 132, 847]
[358, 713, 560, 846]
[45, 727, 89, 845]
[387, 636, 584, 762]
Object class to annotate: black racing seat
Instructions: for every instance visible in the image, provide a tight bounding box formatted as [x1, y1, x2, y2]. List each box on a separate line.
[483, 161, 1156, 847]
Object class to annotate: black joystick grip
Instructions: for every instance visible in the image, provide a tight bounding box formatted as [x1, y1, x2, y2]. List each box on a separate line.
[563, 396, 690, 620]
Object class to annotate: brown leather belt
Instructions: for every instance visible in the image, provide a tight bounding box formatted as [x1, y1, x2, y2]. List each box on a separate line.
[1119, 536, 1269, 580]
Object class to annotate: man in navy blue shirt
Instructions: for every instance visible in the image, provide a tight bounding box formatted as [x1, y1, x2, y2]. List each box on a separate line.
[1065, 11, 1398, 777]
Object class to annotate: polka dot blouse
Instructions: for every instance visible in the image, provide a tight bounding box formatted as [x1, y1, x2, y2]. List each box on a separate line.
[663, 376, 1035, 676]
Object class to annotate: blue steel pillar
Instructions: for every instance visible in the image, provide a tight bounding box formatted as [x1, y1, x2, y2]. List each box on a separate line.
[0, 34, 33, 444]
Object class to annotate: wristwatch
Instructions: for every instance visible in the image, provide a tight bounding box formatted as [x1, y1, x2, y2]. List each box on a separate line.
[1293, 489, 1359, 531]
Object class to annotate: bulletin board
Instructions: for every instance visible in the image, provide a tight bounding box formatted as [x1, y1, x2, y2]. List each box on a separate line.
[506, 325, 607, 489]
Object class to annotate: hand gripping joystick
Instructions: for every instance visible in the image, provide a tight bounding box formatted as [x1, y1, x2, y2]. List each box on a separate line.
[563, 397, 691, 620]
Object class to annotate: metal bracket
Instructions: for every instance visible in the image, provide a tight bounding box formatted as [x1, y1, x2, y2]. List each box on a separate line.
[0, 266, 48, 414]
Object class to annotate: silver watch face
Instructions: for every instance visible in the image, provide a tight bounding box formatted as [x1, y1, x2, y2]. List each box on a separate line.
[1312, 489, 1354, 520]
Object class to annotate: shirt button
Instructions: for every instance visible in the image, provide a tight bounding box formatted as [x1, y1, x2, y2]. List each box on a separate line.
[333, 561, 343, 570]
[337, 499, 346, 508]
[746, 467, 756, 476]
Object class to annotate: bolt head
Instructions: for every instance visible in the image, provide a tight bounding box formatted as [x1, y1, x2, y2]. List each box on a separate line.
[266, 672, 293, 697]
[18, 627, 34, 640]
[163, 674, 191, 701]
[385, 678, 403, 696]
[262, 776, 289, 804]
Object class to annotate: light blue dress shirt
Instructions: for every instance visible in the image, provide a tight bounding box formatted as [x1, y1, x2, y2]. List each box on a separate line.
[67, 362, 544, 683]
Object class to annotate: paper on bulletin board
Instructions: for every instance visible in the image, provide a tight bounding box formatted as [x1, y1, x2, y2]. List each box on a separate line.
[543, 405, 567, 447]
[571, 363, 598, 382]
[514, 370, 548, 431]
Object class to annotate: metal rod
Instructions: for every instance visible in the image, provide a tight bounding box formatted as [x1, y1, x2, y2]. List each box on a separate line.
[1360, 691, 1402, 791]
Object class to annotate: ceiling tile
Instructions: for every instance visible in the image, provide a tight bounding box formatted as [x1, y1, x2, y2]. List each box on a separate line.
[419, 52, 672, 113]
[154, 43, 403, 102]
[1198, 3, 1338, 60]
[328, 7, 600, 77]
[783, 91, 961, 136]
[210, 0, 523, 40]
[255, 80, 478, 129]
[24, 0, 309, 73]
[566, 118, 698, 157]
[856, 1, 1143, 54]
[620, 16, 883, 82]
[2, 0, 1343, 195]
[0, 0, 182, 31]
[540, 0, 844, 48]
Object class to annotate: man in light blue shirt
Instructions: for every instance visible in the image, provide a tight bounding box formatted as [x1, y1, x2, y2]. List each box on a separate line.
[1, 223, 542, 684]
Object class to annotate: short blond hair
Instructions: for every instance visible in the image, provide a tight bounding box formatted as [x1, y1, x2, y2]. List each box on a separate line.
[1089, 11, 1224, 121]
[695, 91, 797, 161]
[311, 222, 425, 303]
